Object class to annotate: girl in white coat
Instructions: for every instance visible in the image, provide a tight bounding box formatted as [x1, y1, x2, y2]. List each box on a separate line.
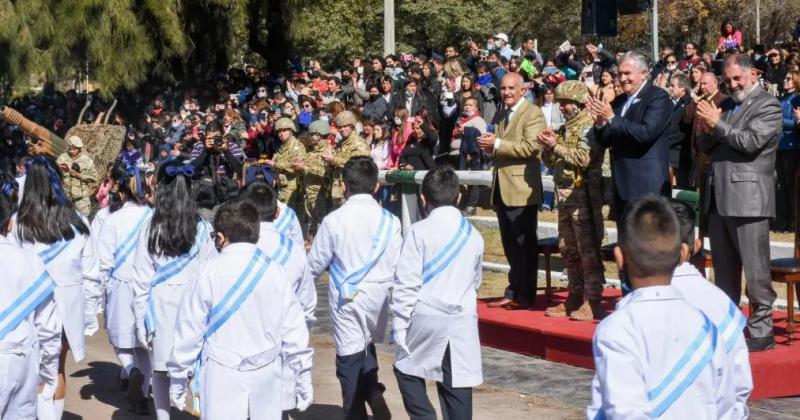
[12, 157, 91, 420]
[130, 162, 216, 420]
[97, 163, 153, 414]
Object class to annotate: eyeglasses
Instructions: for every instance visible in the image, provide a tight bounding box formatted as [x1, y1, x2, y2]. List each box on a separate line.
[667, 60, 677, 64]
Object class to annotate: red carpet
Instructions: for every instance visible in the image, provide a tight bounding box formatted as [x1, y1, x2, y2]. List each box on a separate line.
[478, 290, 800, 399]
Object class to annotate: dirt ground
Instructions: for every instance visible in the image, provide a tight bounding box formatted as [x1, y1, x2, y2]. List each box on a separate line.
[62, 329, 583, 420]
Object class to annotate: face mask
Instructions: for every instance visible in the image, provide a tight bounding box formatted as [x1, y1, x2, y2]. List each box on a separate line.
[256, 91, 267, 98]
[320, 115, 330, 122]
[171, 122, 181, 128]
[394, 117, 402, 126]
[335, 132, 343, 142]
[666, 64, 677, 71]
[476, 74, 492, 86]
[543, 66, 558, 75]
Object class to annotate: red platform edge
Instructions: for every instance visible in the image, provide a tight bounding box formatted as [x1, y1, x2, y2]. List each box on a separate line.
[477, 291, 800, 400]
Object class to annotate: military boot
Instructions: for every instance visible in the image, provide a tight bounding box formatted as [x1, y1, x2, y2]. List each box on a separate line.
[544, 293, 583, 317]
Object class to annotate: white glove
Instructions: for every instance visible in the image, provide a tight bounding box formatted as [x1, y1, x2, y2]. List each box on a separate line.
[392, 329, 411, 358]
[84, 313, 99, 336]
[169, 377, 188, 411]
[295, 371, 313, 412]
[39, 380, 56, 401]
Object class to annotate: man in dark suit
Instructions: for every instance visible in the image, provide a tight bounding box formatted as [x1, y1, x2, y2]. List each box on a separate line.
[587, 51, 674, 226]
[696, 55, 783, 352]
[478, 73, 546, 309]
[666, 73, 694, 188]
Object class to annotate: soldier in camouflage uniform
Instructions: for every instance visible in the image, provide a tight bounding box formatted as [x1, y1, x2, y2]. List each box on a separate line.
[538, 81, 606, 321]
[321, 111, 370, 208]
[273, 117, 307, 214]
[56, 135, 98, 216]
[293, 120, 333, 239]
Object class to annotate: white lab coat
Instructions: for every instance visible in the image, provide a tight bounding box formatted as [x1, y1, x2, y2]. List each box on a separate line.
[12, 213, 91, 362]
[276, 201, 304, 246]
[83, 207, 111, 321]
[306, 194, 402, 356]
[0, 236, 60, 418]
[392, 206, 484, 388]
[613, 262, 752, 418]
[257, 222, 317, 411]
[168, 243, 312, 419]
[130, 218, 216, 370]
[586, 285, 735, 419]
[97, 202, 153, 349]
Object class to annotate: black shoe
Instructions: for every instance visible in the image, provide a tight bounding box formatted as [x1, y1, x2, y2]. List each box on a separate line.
[119, 378, 129, 393]
[127, 368, 145, 405]
[367, 385, 391, 420]
[129, 397, 150, 415]
[747, 336, 776, 352]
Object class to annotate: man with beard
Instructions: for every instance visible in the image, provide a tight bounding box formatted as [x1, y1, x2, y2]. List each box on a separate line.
[696, 54, 783, 352]
[361, 84, 389, 122]
[539, 81, 606, 321]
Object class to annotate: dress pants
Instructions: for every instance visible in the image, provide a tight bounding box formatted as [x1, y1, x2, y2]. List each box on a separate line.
[394, 345, 472, 420]
[775, 149, 799, 232]
[336, 343, 386, 420]
[708, 208, 775, 339]
[494, 186, 539, 302]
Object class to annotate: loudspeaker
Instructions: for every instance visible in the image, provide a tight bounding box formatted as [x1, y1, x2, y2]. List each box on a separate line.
[581, 0, 617, 36]
[617, 0, 650, 15]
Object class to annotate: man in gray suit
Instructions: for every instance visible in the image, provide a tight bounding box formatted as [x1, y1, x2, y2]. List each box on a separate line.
[696, 54, 783, 352]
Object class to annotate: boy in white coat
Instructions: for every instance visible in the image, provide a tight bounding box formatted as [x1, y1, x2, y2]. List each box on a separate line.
[241, 180, 317, 413]
[306, 156, 401, 420]
[0, 192, 61, 419]
[587, 195, 735, 419]
[168, 198, 313, 420]
[392, 167, 484, 420]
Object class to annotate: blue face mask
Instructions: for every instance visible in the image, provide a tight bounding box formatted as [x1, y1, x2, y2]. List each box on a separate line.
[477, 74, 493, 86]
[298, 111, 312, 125]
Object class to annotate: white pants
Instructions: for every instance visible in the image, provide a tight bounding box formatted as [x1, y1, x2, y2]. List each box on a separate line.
[0, 349, 38, 419]
[201, 358, 282, 420]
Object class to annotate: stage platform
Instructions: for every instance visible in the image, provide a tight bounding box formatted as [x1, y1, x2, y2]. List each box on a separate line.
[478, 290, 800, 399]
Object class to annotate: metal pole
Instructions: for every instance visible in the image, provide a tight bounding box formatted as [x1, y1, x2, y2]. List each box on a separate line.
[651, 0, 659, 61]
[383, 0, 395, 56]
[756, 0, 761, 44]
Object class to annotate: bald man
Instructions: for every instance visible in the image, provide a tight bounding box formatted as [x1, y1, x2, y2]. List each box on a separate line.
[478, 73, 546, 309]
[685, 72, 734, 234]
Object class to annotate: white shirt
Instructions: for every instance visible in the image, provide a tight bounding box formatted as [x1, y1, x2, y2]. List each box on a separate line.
[493, 98, 526, 151]
[275, 201, 304, 246]
[615, 263, 752, 418]
[621, 82, 647, 117]
[587, 285, 735, 419]
[392, 206, 484, 387]
[168, 243, 312, 380]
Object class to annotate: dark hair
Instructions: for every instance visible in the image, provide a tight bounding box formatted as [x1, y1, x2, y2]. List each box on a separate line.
[619, 195, 682, 277]
[147, 162, 199, 257]
[720, 21, 736, 35]
[0, 173, 19, 207]
[0, 192, 13, 236]
[205, 119, 224, 134]
[213, 199, 260, 244]
[668, 199, 696, 246]
[109, 163, 146, 213]
[421, 166, 459, 208]
[16, 159, 89, 243]
[343, 156, 378, 195]
[241, 181, 278, 222]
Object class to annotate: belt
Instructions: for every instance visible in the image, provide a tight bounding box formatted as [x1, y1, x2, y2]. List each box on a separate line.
[203, 343, 280, 371]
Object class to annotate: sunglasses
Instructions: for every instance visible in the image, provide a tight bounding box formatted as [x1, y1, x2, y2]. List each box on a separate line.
[667, 60, 677, 64]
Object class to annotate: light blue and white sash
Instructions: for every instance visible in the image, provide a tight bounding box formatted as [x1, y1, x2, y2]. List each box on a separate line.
[38, 239, 71, 265]
[716, 300, 747, 354]
[111, 208, 153, 276]
[647, 315, 718, 417]
[268, 233, 293, 267]
[144, 221, 209, 341]
[274, 205, 297, 236]
[422, 216, 473, 285]
[330, 209, 393, 301]
[0, 271, 56, 340]
[204, 249, 272, 340]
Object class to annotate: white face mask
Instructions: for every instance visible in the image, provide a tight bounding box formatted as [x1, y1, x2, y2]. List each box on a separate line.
[394, 117, 402, 126]
[256, 91, 267, 98]
[334, 132, 343, 142]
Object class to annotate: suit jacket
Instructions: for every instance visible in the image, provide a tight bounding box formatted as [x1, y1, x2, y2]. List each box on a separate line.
[491, 100, 545, 207]
[696, 85, 782, 218]
[595, 82, 673, 201]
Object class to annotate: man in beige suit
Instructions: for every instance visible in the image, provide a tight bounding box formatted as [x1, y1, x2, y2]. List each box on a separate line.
[479, 73, 546, 309]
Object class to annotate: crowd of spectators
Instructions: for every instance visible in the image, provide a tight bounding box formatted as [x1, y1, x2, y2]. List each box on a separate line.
[2, 20, 800, 229]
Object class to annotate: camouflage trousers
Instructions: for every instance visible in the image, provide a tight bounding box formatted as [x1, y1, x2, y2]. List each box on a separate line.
[557, 187, 605, 301]
[279, 182, 305, 217]
[304, 186, 329, 238]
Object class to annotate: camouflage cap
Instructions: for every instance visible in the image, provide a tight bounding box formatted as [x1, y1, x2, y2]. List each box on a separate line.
[308, 120, 331, 136]
[555, 80, 590, 104]
[275, 117, 296, 132]
[335, 110, 358, 128]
